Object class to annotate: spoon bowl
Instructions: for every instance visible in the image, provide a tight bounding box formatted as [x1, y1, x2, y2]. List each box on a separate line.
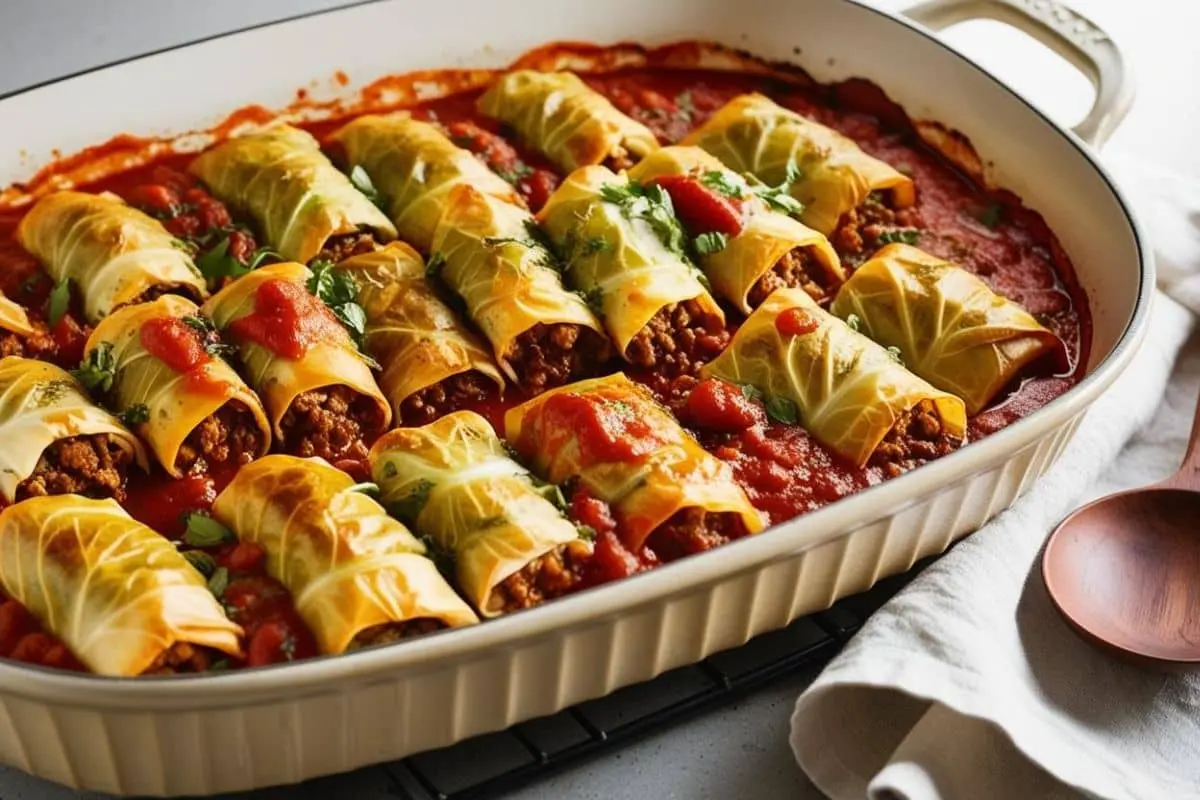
[1044, 488, 1200, 669]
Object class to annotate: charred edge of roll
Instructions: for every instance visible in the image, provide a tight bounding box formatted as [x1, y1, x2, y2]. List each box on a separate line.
[830, 193, 922, 262]
[399, 370, 495, 426]
[644, 508, 750, 563]
[488, 538, 595, 614]
[15, 433, 133, 502]
[746, 246, 837, 308]
[279, 385, 387, 463]
[506, 322, 612, 396]
[312, 229, 380, 266]
[124, 283, 207, 312]
[869, 398, 961, 477]
[174, 400, 265, 475]
[624, 299, 729, 378]
[0, 322, 57, 360]
[141, 642, 223, 675]
[347, 618, 446, 650]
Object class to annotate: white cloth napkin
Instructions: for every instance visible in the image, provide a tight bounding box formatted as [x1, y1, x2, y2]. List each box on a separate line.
[790, 154, 1200, 800]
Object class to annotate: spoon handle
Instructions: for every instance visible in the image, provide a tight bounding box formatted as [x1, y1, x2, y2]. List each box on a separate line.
[1159, 389, 1200, 490]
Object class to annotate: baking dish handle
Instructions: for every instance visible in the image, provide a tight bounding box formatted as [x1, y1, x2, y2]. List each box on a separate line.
[902, 0, 1134, 148]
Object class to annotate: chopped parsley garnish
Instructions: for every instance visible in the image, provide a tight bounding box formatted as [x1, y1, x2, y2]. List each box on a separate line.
[877, 229, 920, 246]
[599, 180, 688, 257]
[182, 549, 217, 578]
[581, 237, 611, 256]
[182, 512, 237, 548]
[496, 163, 534, 186]
[347, 481, 380, 497]
[207, 566, 230, 599]
[740, 383, 765, 403]
[70, 343, 116, 394]
[307, 261, 375, 364]
[745, 161, 804, 216]
[482, 220, 559, 272]
[765, 395, 799, 425]
[700, 170, 746, 199]
[844, 313, 862, 333]
[693, 231, 729, 256]
[976, 201, 1003, 228]
[119, 403, 150, 427]
[886, 346, 905, 365]
[390, 478, 436, 523]
[578, 286, 605, 314]
[574, 523, 597, 542]
[195, 237, 277, 286]
[181, 315, 236, 358]
[349, 165, 384, 209]
[46, 278, 71, 327]
[32, 379, 72, 408]
[425, 251, 447, 279]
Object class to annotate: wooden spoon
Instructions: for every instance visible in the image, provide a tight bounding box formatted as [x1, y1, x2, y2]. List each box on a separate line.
[1042, 393, 1200, 669]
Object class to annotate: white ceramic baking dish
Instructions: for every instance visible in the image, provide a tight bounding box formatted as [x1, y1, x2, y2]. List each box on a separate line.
[0, 0, 1150, 794]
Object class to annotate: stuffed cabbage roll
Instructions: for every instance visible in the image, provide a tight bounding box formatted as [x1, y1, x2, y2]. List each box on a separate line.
[537, 166, 726, 375]
[212, 455, 478, 654]
[83, 295, 271, 476]
[627, 146, 844, 311]
[328, 113, 522, 252]
[682, 94, 916, 238]
[16, 191, 207, 323]
[0, 495, 243, 676]
[430, 185, 611, 393]
[333, 242, 504, 424]
[190, 124, 397, 265]
[830, 243, 1066, 415]
[506, 373, 763, 560]
[371, 411, 591, 616]
[478, 71, 659, 172]
[202, 262, 390, 462]
[0, 357, 146, 503]
[702, 288, 966, 472]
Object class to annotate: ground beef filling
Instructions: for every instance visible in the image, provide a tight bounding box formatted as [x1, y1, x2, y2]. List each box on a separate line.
[280, 385, 386, 463]
[0, 323, 56, 360]
[312, 230, 379, 265]
[15, 434, 132, 502]
[125, 283, 206, 310]
[746, 246, 835, 308]
[174, 401, 263, 474]
[400, 370, 494, 425]
[489, 539, 594, 614]
[869, 399, 960, 477]
[603, 147, 637, 172]
[645, 508, 749, 563]
[507, 322, 610, 395]
[624, 299, 729, 377]
[830, 193, 923, 263]
[141, 642, 216, 675]
[348, 619, 445, 650]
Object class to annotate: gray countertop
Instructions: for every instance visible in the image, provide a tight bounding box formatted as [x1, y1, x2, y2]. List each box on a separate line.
[0, 1, 1192, 797]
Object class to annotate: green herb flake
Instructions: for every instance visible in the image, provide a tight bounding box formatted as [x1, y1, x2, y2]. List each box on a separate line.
[70, 343, 117, 394]
[886, 345, 905, 365]
[195, 236, 251, 285]
[207, 566, 230, 599]
[582, 237, 611, 256]
[579, 286, 605, 314]
[417, 534, 456, 577]
[976, 201, 1003, 229]
[496, 163, 534, 186]
[391, 478, 436, 523]
[182, 512, 237, 548]
[182, 549, 217, 578]
[347, 481, 380, 497]
[700, 170, 745, 199]
[119, 403, 150, 427]
[740, 383, 765, 403]
[207, 658, 231, 672]
[349, 164, 384, 209]
[46, 278, 71, 327]
[307, 262, 373, 358]
[32, 379, 72, 408]
[765, 395, 799, 425]
[877, 229, 920, 246]
[750, 163, 805, 217]
[693, 231, 729, 256]
[599, 180, 688, 258]
[425, 252, 446, 280]
[845, 313, 862, 333]
[574, 523, 597, 542]
[181, 315, 236, 359]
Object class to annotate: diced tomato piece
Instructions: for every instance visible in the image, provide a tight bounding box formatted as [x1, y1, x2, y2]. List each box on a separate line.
[127, 183, 181, 217]
[569, 490, 618, 537]
[49, 313, 88, 368]
[227, 230, 257, 264]
[587, 529, 642, 584]
[683, 378, 763, 432]
[224, 541, 266, 574]
[246, 620, 296, 667]
[0, 600, 38, 657]
[164, 214, 201, 239]
[333, 458, 370, 483]
[9, 633, 57, 665]
[522, 169, 560, 213]
[651, 175, 743, 236]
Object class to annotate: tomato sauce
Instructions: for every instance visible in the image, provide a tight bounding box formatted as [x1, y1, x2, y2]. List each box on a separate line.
[0, 42, 1093, 675]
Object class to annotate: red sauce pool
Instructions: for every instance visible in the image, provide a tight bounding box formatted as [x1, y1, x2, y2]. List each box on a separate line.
[0, 52, 1092, 674]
